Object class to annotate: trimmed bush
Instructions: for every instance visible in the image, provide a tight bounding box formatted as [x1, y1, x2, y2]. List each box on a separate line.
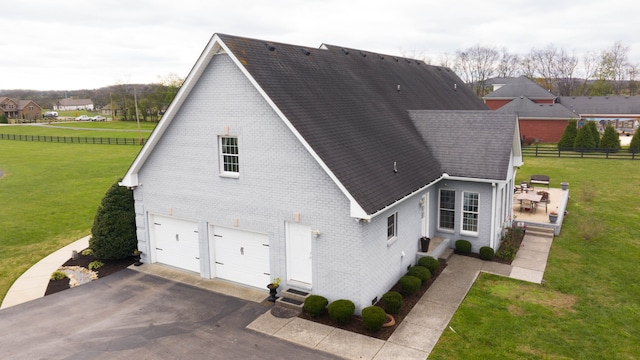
[381, 291, 402, 315]
[89, 179, 137, 260]
[399, 275, 421, 295]
[51, 271, 68, 281]
[417, 256, 440, 273]
[327, 299, 355, 324]
[361, 306, 387, 331]
[479, 246, 495, 260]
[88, 260, 104, 270]
[81, 248, 94, 256]
[303, 295, 328, 318]
[455, 239, 472, 254]
[407, 266, 431, 283]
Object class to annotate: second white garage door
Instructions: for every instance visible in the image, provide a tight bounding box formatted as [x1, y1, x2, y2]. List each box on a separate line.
[210, 226, 270, 289]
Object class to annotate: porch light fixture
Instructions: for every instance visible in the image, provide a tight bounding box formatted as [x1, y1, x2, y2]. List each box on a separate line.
[311, 230, 320, 237]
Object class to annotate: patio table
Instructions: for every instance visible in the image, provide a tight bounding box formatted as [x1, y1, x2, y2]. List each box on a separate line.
[517, 191, 542, 214]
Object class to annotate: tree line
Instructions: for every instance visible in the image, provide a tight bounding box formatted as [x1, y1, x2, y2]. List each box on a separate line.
[0, 73, 183, 122]
[428, 41, 637, 97]
[556, 119, 640, 152]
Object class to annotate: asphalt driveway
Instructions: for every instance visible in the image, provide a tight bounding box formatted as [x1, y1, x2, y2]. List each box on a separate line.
[0, 269, 340, 360]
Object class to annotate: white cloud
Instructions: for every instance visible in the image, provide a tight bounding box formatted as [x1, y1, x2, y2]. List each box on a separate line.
[2, 0, 640, 90]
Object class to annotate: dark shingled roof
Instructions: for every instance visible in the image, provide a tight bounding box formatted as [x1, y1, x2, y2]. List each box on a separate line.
[218, 34, 488, 214]
[496, 96, 578, 119]
[557, 96, 640, 115]
[484, 76, 556, 100]
[410, 110, 515, 180]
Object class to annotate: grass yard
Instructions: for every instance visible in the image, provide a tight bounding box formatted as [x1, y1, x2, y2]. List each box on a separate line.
[0, 121, 155, 139]
[429, 157, 640, 359]
[0, 140, 140, 304]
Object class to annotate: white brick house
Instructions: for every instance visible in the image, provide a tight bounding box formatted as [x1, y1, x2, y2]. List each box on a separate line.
[120, 34, 522, 312]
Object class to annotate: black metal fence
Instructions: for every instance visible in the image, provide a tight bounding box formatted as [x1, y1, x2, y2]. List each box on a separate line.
[523, 145, 639, 160]
[0, 133, 146, 145]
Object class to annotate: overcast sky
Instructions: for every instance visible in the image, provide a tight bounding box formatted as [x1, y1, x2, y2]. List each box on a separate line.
[3, 0, 640, 91]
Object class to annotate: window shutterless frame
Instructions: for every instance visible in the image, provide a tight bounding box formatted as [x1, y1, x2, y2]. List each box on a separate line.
[219, 136, 239, 177]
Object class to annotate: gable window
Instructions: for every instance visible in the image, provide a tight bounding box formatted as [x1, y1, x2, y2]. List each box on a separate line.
[439, 189, 455, 230]
[462, 192, 479, 234]
[387, 212, 397, 241]
[219, 136, 239, 177]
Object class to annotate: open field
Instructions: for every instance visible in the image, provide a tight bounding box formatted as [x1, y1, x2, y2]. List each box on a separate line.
[0, 141, 140, 303]
[430, 157, 640, 359]
[0, 121, 155, 138]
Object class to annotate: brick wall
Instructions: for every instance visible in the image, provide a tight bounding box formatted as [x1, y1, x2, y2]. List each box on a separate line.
[519, 119, 568, 143]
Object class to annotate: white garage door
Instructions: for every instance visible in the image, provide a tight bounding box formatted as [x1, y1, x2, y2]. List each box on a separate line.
[149, 215, 200, 273]
[210, 226, 270, 289]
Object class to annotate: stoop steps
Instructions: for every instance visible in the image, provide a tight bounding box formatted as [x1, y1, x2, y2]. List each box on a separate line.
[525, 225, 555, 237]
[275, 288, 310, 311]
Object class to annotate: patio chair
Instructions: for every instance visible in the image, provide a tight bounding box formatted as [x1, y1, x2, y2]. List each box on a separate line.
[537, 191, 549, 213]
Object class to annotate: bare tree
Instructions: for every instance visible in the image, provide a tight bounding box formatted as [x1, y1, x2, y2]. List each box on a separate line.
[496, 48, 521, 78]
[438, 52, 455, 68]
[454, 44, 499, 96]
[597, 41, 630, 94]
[529, 44, 559, 92]
[555, 49, 579, 95]
[519, 53, 536, 79]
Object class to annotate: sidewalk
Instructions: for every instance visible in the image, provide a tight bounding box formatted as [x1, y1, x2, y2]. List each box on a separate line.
[0, 236, 90, 309]
[247, 230, 552, 359]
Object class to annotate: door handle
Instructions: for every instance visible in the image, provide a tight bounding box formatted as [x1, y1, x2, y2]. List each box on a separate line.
[240, 247, 244, 255]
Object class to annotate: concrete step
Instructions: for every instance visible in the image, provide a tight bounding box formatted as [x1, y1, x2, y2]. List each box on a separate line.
[526, 225, 555, 237]
[275, 288, 310, 311]
[439, 247, 455, 261]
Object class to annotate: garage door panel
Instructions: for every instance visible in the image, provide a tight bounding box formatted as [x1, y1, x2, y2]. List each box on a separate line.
[150, 215, 200, 273]
[211, 226, 270, 289]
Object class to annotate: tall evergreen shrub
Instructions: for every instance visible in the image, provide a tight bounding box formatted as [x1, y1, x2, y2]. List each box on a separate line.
[574, 123, 597, 150]
[557, 119, 578, 149]
[629, 130, 640, 153]
[599, 125, 621, 151]
[89, 179, 137, 260]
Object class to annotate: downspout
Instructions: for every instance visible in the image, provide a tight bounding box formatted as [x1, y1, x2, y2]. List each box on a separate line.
[490, 182, 497, 249]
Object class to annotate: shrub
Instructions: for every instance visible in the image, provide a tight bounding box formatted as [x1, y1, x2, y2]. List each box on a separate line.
[303, 295, 328, 318]
[361, 306, 387, 331]
[629, 130, 640, 153]
[81, 248, 94, 256]
[599, 125, 621, 151]
[417, 256, 440, 273]
[381, 291, 403, 315]
[455, 239, 472, 254]
[479, 246, 495, 260]
[407, 266, 431, 283]
[399, 275, 421, 295]
[557, 119, 578, 150]
[89, 179, 137, 260]
[51, 271, 68, 281]
[496, 227, 524, 261]
[327, 299, 355, 324]
[88, 260, 104, 270]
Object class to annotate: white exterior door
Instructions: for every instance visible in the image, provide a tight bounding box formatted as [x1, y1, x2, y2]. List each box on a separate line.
[149, 215, 200, 273]
[210, 226, 270, 289]
[421, 193, 430, 237]
[286, 222, 312, 288]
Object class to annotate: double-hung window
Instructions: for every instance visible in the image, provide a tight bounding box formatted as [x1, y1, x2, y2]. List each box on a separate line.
[219, 136, 239, 177]
[439, 189, 455, 230]
[387, 212, 397, 241]
[462, 192, 479, 235]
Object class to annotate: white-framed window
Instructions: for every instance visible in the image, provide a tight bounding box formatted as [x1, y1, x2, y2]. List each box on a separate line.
[462, 192, 479, 235]
[219, 136, 239, 177]
[387, 212, 397, 241]
[438, 189, 455, 230]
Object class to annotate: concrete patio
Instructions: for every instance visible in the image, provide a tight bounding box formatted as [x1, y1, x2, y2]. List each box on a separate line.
[512, 185, 570, 235]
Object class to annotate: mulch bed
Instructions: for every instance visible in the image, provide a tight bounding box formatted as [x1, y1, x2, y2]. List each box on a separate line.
[44, 251, 136, 296]
[298, 259, 447, 341]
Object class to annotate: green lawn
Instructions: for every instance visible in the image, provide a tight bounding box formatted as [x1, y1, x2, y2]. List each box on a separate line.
[0, 121, 155, 138]
[429, 157, 640, 359]
[0, 141, 140, 304]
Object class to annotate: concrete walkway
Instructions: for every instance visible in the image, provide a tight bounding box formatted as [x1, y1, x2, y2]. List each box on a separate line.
[1, 230, 553, 359]
[248, 230, 552, 359]
[0, 236, 90, 309]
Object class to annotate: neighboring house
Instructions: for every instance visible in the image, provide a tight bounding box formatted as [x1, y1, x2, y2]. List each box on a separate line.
[496, 96, 578, 142]
[484, 76, 556, 110]
[558, 96, 640, 134]
[0, 97, 42, 120]
[120, 34, 522, 313]
[100, 103, 123, 117]
[53, 98, 94, 111]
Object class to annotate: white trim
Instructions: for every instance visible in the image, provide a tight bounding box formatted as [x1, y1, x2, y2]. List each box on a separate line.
[460, 191, 479, 236]
[437, 188, 455, 232]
